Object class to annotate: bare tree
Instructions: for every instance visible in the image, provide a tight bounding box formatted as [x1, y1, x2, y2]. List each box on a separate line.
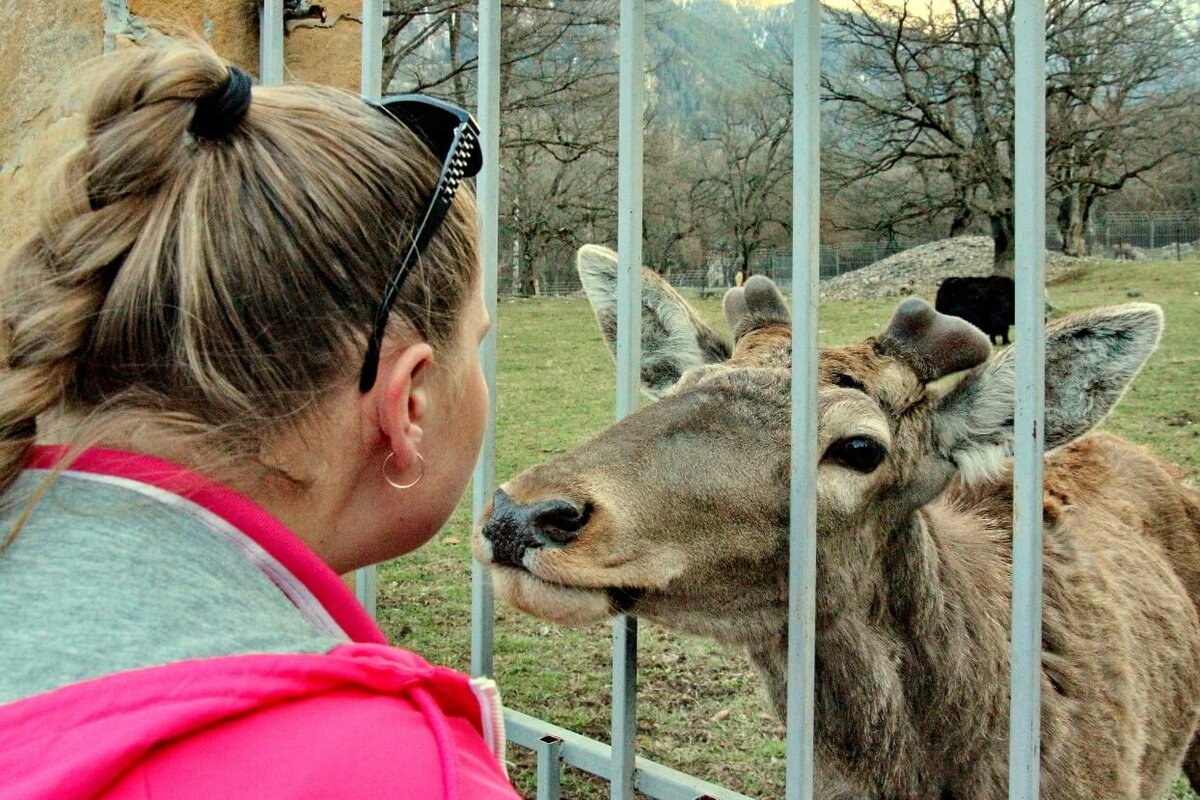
[377, 2, 621, 295]
[380, 2, 622, 108]
[820, 0, 1016, 271]
[502, 85, 618, 295]
[691, 86, 793, 278]
[380, 2, 470, 100]
[642, 121, 712, 278]
[823, 156, 975, 244]
[821, 0, 1199, 271]
[1046, 0, 1199, 254]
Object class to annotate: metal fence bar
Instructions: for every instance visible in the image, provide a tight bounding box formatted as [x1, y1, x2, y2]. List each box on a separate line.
[612, 3, 645, 797]
[1009, 0, 1047, 797]
[614, 2, 644, 467]
[785, 2, 821, 799]
[258, 0, 284, 85]
[352, 0, 385, 620]
[536, 735, 564, 800]
[470, 0, 502, 681]
[464, 0, 1058, 796]
[506, 711, 755, 800]
[611, 616, 639, 799]
[360, 0, 382, 100]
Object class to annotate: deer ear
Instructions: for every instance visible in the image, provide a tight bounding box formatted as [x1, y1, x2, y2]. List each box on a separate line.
[932, 303, 1163, 484]
[577, 244, 732, 398]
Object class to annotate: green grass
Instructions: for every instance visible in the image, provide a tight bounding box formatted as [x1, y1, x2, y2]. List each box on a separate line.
[378, 259, 1200, 799]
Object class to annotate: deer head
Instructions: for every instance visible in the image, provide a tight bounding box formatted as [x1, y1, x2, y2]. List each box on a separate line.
[473, 245, 1162, 642]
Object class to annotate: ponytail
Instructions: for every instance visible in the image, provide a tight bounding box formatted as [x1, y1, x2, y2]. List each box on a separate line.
[1, 38, 479, 541]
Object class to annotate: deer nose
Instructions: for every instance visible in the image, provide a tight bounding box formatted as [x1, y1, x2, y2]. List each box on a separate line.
[481, 488, 591, 568]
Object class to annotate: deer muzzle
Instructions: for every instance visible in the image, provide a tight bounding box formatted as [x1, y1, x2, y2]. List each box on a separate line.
[479, 488, 592, 568]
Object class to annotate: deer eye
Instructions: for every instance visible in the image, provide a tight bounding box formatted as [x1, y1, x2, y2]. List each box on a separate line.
[827, 436, 887, 473]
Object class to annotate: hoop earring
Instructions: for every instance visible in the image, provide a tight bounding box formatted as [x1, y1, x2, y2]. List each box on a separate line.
[383, 451, 425, 490]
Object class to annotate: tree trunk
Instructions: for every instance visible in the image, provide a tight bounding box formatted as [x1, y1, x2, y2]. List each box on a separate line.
[515, 244, 538, 297]
[949, 205, 973, 238]
[1056, 189, 1092, 257]
[946, 161, 973, 238]
[990, 212, 1015, 276]
[448, 11, 467, 109]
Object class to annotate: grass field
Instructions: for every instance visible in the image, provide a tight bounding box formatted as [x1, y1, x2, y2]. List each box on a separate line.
[378, 258, 1200, 799]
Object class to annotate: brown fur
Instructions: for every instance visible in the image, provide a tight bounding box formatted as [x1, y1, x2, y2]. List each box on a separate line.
[473, 250, 1200, 799]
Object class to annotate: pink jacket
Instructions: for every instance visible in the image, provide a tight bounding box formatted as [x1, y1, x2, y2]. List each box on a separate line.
[0, 447, 519, 799]
[0, 644, 516, 799]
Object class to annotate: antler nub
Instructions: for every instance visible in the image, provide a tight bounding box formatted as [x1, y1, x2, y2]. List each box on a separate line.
[723, 275, 790, 339]
[878, 297, 993, 383]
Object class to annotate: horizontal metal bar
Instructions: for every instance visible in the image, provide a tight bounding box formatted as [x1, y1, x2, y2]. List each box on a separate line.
[505, 710, 754, 800]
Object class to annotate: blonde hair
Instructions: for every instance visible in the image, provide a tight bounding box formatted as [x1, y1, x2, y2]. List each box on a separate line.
[0, 41, 479, 503]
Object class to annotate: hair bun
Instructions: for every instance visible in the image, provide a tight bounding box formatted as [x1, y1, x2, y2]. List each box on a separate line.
[189, 66, 253, 141]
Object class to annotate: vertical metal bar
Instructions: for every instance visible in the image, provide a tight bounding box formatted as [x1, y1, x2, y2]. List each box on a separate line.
[1009, 0, 1046, 797]
[613, 2, 644, 798]
[353, 564, 378, 618]
[615, 2, 644, 414]
[259, 0, 284, 85]
[611, 616, 638, 800]
[352, 0, 386, 619]
[471, 0, 502, 679]
[785, 3, 820, 800]
[360, 0, 383, 100]
[536, 735, 564, 800]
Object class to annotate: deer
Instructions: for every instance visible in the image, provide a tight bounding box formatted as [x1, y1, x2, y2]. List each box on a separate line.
[473, 245, 1200, 799]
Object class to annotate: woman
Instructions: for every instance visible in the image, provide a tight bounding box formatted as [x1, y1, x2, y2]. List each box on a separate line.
[0, 40, 518, 799]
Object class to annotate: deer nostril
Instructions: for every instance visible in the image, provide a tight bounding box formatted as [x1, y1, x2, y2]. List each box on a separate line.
[481, 490, 590, 568]
[530, 500, 591, 545]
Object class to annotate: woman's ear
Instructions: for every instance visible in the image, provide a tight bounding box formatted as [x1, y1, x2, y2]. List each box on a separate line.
[375, 341, 434, 465]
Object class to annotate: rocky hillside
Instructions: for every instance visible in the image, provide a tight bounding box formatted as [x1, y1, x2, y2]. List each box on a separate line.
[820, 237, 1093, 302]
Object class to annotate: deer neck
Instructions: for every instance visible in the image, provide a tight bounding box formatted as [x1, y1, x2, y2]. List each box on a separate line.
[746, 506, 1005, 785]
[642, 560, 792, 648]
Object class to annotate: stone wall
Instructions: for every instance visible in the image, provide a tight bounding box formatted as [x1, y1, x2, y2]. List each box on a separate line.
[0, 0, 366, 248]
[0, 0, 102, 248]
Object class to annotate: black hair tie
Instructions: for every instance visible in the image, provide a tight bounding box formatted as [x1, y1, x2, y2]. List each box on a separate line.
[190, 66, 253, 141]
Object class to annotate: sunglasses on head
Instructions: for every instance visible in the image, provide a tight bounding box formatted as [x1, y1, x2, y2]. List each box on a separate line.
[358, 94, 483, 393]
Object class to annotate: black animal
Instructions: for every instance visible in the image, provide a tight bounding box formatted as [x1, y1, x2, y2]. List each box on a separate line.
[935, 275, 1015, 345]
